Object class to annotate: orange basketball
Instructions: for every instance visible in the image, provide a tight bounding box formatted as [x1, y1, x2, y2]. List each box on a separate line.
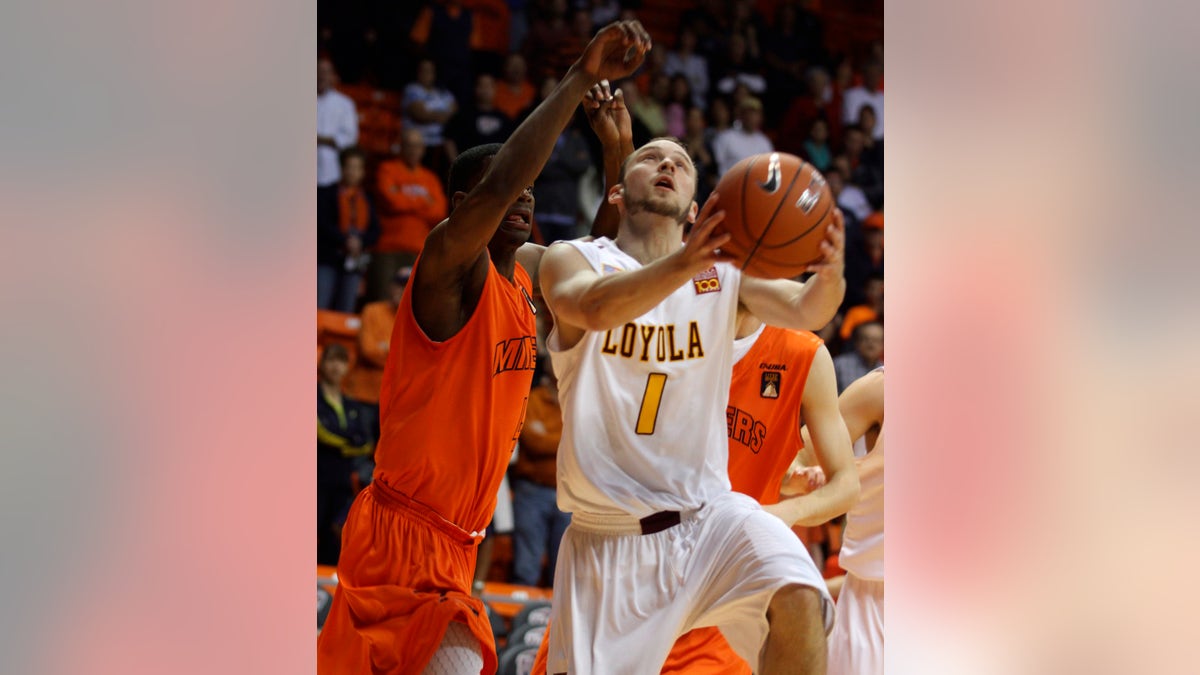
[712, 152, 835, 279]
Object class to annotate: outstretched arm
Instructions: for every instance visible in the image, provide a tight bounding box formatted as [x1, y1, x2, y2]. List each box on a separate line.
[419, 21, 653, 281]
[765, 345, 859, 526]
[738, 208, 847, 331]
[582, 79, 635, 240]
[540, 194, 731, 345]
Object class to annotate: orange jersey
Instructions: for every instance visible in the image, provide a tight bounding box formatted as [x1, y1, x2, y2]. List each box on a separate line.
[724, 326, 821, 505]
[661, 326, 821, 675]
[374, 257, 538, 534]
[319, 257, 537, 675]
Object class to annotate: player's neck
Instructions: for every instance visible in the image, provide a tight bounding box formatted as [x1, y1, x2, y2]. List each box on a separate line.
[734, 309, 763, 339]
[614, 216, 684, 265]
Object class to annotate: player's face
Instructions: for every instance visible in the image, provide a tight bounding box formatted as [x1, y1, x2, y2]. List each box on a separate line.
[470, 155, 536, 248]
[620, 140, 696, 224]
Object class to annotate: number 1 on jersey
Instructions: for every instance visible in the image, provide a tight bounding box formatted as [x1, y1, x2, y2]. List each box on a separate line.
[636, 373, 668, 434]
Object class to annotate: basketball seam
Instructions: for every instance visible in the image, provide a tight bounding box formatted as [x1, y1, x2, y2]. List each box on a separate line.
[742, 160, 806, 273]
[764, 195, 834, 249]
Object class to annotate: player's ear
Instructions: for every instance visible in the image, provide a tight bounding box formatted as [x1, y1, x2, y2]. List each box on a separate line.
[686, 200, 699, 223]
[607, 184, 625, 208]
[452, 191, 468, 211]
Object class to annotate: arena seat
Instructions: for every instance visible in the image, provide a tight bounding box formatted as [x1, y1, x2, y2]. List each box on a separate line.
[497, 642, 540, 675]
[506, 622, 547, 650]
[511, 600, 553, 629]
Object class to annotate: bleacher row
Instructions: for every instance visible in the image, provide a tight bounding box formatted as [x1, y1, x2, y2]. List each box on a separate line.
[333, 0, 882, 163]
[318, 565, 553, 675]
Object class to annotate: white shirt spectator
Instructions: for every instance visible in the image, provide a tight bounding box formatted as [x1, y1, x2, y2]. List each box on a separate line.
[837, 183, 872, 222]
[843, 86, 885, 139]
[712, 127, 774, 177]
[403, 83, 456, 146]
[663, 51, 709, 109]
[317, 89, 358, 186]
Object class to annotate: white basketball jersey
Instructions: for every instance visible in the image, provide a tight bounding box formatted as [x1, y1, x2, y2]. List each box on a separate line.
[548, 238, 742, 518]
[840, 368, 885, 580]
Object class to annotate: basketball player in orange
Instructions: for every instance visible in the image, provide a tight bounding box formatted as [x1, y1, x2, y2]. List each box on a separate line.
[316, 21, 653, 675]
[536, 133, 848, 671]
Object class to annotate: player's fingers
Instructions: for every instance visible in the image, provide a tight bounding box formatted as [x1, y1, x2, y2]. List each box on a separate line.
[694, 210, 727, 243]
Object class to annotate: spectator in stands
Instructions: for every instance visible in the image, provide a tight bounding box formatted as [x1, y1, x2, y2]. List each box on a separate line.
[318, 58, 359, 188]
[664, 74, 692, 138]
[524, 0, 574, 83]
[511, 365, 572, 587]
[859, 104, 885, 171]
[587, 0, 620, 27]
[843, 58, 884, 140]
[712, 32, 766, 98]
[728, 0, 765, 58]
[610, 78, 654, 147]
[409, 0, 475, 106]
[663, 26, 710, 109]
[344, 267, 410, 425]
[681, 0, 728, 59]
[508, 0, 531, 53]
[445, 73, 515, 162]
[532, 111, 591, 243]
[761, 2, 809, 112]
[844, 211, 885, 309]
[318, 344, 375, 565]
[833, 321, 884, 393]
[368, 129, 448, 302]
[318, 147, 380, 312]
[712, 96, 773, 176]
[629, 75, 668, 138]
[777, 65, 840, 156]
[402, 58, 458, 179]
[495, 53, 537, 121]
[840, 272, 884, 342]
[802, 117, 833, 171]
[830, 155, 873, 223]
[841, 124, 883, 211]
[683, 106, 717, 204]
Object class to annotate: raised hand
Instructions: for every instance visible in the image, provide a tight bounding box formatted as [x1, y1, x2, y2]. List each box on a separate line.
[576, 20, 652, 82]
[676, 193, 735, 274]
[805, 206, 846, 280]
[583, 79, 633, 149]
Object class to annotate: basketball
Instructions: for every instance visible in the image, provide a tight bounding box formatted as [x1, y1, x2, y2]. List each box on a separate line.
[712, 152, 835, 279]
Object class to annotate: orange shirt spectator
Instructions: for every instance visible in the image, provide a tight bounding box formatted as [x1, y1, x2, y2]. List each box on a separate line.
[513, 380, 563, 487]
[374, 130, 448, 255]
[494, 54, 536, 121]
[344, 268, 409, 405]
[840, 272, 883, 341]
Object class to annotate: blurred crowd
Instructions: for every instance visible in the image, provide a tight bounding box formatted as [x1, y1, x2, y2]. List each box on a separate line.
[317, 0, 884, 583]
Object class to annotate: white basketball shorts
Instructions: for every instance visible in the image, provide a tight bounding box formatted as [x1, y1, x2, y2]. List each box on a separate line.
[827, 573, 884, 675]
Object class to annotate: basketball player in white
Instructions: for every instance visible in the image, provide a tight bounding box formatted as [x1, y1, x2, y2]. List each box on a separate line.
[538, 138, 849, 674]
[823, 367, 884, 674]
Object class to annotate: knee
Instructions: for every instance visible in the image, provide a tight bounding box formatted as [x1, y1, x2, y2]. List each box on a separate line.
[766, 583, 824, 627]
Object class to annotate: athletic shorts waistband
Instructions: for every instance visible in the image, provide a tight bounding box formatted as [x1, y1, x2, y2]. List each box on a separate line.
[368, 481, 484, 546]
[568, 504, 705, 536]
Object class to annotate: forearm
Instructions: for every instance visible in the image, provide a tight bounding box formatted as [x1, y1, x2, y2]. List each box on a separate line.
[477, 70, 596, 204]
[766, 468, 860, 527]
[572, 252, 697, 330]
[589, 144, 626, 239]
